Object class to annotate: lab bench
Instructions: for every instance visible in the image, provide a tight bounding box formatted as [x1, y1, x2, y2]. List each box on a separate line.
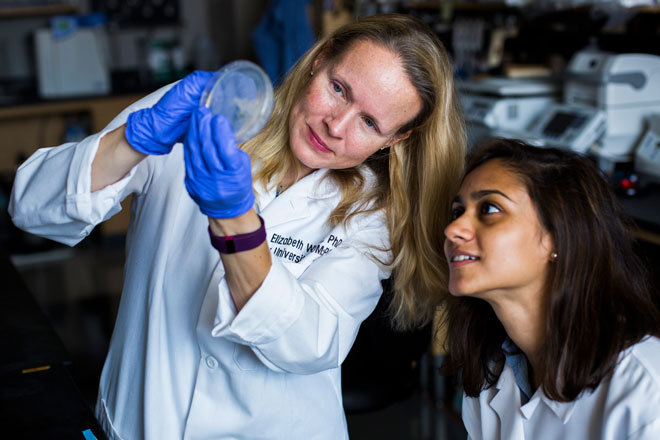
[0, 251, 107, 439]
[617, 185, 660, 246]
[616, 189, 660, 310]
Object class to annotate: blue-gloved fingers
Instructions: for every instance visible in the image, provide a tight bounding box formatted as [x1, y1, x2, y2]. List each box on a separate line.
[208, 111, 244, 170]
[190, 107, 214, 174]
[157, 71, 214, 116]
[201, 109, 227, 173]
[182, 108, 203, 178]
[153, 70, 214, 144]
[179, 70, 214, 100]
[124, 71, 214, 156]
[183, 106, 255, 219]
[125, 109, 168, 155]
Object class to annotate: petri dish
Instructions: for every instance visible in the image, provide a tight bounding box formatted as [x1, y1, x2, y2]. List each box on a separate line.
[200, 60, 274, 143]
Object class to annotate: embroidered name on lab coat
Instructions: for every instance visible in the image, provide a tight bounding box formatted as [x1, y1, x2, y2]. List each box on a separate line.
[269, 233, 343, 263]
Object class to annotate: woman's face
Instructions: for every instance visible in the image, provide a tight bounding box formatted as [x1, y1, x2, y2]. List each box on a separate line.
[288, 40, 422, 176]
[443, 160, 554, 303]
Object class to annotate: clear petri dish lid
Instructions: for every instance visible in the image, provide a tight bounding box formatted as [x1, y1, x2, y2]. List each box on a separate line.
[200, 60, 274, 144]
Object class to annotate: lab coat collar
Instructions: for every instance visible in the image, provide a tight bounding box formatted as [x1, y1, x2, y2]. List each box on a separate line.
[539, 391, 580, 424]
[255, 168, 339, 229]
[491, 363, 580, 425]
[288, 168, 338, 201]
[489, 364, 526, 438]
[254, 168, 337, 205]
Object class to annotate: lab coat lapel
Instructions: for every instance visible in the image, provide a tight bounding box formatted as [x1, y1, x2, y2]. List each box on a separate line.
[489, 364, 526, 439]
[259, 190, 309, 229]
[258, 169, 338, 229]
[543, 394, 579, 424]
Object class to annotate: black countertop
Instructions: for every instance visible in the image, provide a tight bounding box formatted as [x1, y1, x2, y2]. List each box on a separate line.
[618, 188, 660, 233]
[0, 251, 107, 439]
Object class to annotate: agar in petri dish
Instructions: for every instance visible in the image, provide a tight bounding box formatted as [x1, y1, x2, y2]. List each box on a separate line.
[200, 60, 274, 143]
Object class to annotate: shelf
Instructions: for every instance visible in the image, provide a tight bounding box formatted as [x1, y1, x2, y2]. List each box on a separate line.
[632, 228, 660, 246]
[0, 93, 144, 121]
[404, 1, 521, 11]
[638, 5, 660, 13]
[403, 1, 660, 13]
[0, 92, 145, 174]
[0, 3, 76, 18]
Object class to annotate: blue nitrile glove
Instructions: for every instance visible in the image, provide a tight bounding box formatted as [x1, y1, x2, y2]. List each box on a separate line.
[183, 106, 255, 218]
[125, 70, 213, 155]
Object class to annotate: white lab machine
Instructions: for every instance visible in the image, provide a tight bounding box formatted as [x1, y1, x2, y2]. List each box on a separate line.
[458, 77, 560, 149]
[635, 114, 660, 184]
[34, 28, 111, 98]
[523, 50, 660, 162]
[524, 103, 606, 153]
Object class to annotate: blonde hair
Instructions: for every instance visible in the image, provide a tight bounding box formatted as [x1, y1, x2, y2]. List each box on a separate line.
[242, 14, 466, 329]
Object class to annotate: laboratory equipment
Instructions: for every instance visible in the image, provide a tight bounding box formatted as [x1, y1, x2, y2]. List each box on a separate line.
[524, 103, 606, 153]
[568, 51, 660, 162]
[457, 77, 560, 149]
[635, 114, 660, 185]
[34, 27, 110, 98]
[522, 50, 660, 161]
[200, 60, 274, 144]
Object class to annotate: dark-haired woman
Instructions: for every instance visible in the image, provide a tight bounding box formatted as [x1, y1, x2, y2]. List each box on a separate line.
[441, 138, 660, 439]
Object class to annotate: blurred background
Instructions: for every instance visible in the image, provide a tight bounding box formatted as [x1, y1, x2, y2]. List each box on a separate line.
[1, 1, 660, 438]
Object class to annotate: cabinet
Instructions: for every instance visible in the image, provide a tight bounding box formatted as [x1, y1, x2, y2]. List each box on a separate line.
[400, 1, 660, 78]
[0, 3, 75, 18]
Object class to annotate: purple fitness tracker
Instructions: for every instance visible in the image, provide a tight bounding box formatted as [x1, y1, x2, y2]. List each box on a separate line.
[208, 215, 267, 254]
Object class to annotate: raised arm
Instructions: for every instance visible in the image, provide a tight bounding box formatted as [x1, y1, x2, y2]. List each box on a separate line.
[91, 125, 145, 192]
[183, 106, 270, 311]
[92, 70, 213, 192]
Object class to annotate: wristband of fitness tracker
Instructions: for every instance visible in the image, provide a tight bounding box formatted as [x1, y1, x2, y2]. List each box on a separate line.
[208, 215, 267, 254]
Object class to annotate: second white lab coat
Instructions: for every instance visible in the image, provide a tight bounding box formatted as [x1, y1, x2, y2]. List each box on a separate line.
[9, 87, 391, 439]
[463, 336, 660, 440]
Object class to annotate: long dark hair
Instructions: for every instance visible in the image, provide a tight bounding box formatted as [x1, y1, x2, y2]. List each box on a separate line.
[440, 138, 660, 401]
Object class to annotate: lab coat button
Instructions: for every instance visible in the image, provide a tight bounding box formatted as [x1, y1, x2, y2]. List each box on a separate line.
[205, 356, 218, 369]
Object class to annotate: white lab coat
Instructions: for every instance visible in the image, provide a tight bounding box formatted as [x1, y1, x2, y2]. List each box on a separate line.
[463, 336, 660, 440]
[9, 87, 391, 439]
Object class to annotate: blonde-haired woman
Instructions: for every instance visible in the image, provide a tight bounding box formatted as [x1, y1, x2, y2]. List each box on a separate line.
[10, 13, 464, 440]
